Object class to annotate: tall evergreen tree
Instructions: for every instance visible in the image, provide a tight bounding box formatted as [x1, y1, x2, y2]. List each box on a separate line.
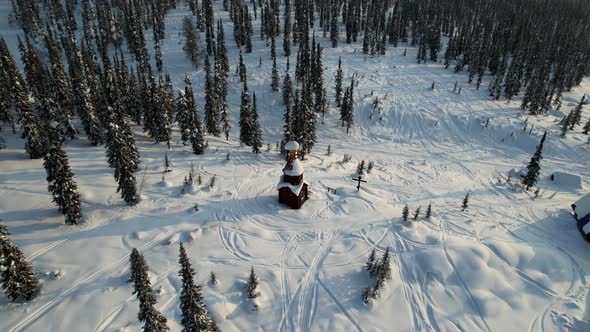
[129, 248, 169, 331]
[571, 95, 586, 130]
[182, 78, 205, 155]
[583, 118, 590, 135]
[251, 93, 263, 153]
[176, 83, 193, 145]
[335, 57, 343, 106]
[0, 235, 40, 301]
[561, 111, 573, 138]
[178, 243, 218, 332]
[523, 132, 547, 190]
[239, 83, 253, 146]
[106, 116, 139, 205]
[283, 57, 293, 106]
[43, 141, 83, 224]
[183, 16, 199, 69]
[246, 266, 259, 299]
[204, 57, 220, 136]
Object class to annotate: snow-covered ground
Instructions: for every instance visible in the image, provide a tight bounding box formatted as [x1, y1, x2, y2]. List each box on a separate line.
[2, 3, 590, 332]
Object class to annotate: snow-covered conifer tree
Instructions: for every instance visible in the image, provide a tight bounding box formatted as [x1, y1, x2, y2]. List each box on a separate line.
[178, 242, 218, 331]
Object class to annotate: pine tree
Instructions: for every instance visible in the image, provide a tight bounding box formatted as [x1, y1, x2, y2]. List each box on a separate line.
[283, 0, 292, 56]
[164, 154, 172, 172]
[129, 248, 143, 285]
[16, 83, 45, 159]
[571, 95, 586, 130]
[204, 57, 220, 136]
[367, 161, 374, 173]
[183, 16, 199, 69]
[366, 249, 376, 275]
[130, 248, 169, 332]
[271, 38, 280, 92]
[0, 236, 40, 301]
[561, 112, 572, 138]
[180, 77, 205, 155]
[357, 160, 366, 175]
[106, 119, 139, 205]
[378, 248, 392, 282]
[251, 93, 263, 153]
[583, 118, 590, 135]
[336, 57, 343, 107]
[330, 8, 339, 48]
[176, 86, 192, 145]
[461, 193, 470, 211]
[426, 203, 432, 218]
[216, 20, 229, 76]
[43, 141, 83, 224]
[413, 206, 421, 220]
[523, 132, 547, 190]
[341, 80, 355, 133]
[178, 243, 218, 332]
[209, 272, 217, 285]
[214, 52, 230, 141]
[239, 84, 252, 146]
[238, 52, 247, 82]
[246, 266, 259, 299]
[402, 205, 409, 221]
[190, 107, 206, 155]
[282, 58, 293, 106]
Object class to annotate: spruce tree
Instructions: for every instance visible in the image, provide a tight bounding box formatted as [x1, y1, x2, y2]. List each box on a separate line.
[336, 57, 344, 107]
[238, 51, 247, 82]
[402, 205, 409, 221]
[426, 203, 432, 218]
[216, 20, 229, 76]
[204, 57, 220, 136]
[129, 248, 143, 285]
[183, 16, 199, 69]
[583, 118, 590, 135]
[246, 266, 259, 299]
[0, 236, 40, 301]
[239, 84, 252, 146]
[462, 193, 470, 211]
[16, 82, 45, 159]
[561, 112, 572, 138]
[214, 53, 230, 141]
[523, 132, 547, 190]
[209, 272, 217, 286]
[130, 248, 169, 331]
[190, 107, 206, 155]
[357, 160, 365, 175]
[571, 95, 586, 130]
[176, 86, 192, 145]
[251, 93, 263, 154]
[283, 58, 293, 106]
[283, 0, 292, 56]
[178, 243, 218, 332]
[106, 119, 139, 205]
[43, 141, 83, 224]
[378, 248, 392, 283]
[366, 249, 376, 275]
[271, 38, 280, 92]
[413, 206, 421, 220]
[180, 77, 205, 155]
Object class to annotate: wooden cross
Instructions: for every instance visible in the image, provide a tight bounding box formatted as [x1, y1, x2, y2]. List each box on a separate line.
[352, 175, 367, 190]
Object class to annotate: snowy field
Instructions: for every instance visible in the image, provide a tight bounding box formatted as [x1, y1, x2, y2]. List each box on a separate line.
[2, 2, 590, 332]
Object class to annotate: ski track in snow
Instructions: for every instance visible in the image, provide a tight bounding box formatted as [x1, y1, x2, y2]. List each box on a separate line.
[439, 217, 492, 332]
